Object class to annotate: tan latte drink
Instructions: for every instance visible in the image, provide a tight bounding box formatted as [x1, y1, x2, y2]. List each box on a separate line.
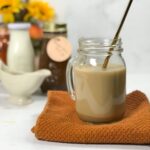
[74, 64, 126, 123]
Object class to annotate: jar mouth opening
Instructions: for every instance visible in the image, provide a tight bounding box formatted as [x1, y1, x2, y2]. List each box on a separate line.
[78, 37, 123, 53]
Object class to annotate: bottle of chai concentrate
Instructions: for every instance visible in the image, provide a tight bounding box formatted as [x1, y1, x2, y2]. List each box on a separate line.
[39, 22, 72, 93]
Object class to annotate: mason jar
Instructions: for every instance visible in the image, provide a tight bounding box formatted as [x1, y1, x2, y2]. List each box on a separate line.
[66, 38, 126, 123]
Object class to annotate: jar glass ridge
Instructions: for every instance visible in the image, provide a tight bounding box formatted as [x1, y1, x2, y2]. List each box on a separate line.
[78, 38, 123, 53]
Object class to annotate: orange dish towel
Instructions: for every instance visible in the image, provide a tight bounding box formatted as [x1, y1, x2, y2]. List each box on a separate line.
[32, 91, 150, 144]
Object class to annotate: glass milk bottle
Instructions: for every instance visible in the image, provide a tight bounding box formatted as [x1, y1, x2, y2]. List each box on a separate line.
[66, 38, 126, 123]
[7, 23, 35, 73]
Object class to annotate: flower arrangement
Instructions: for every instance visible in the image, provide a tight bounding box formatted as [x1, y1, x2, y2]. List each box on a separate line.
[0, 0, 55, 23]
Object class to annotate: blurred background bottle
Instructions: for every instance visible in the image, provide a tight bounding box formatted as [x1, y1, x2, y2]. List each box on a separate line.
[39, 22, 72, 93]
[0, 23, 9, 64]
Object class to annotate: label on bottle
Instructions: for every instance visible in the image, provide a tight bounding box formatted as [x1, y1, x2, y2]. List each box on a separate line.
[47, 36, 72, 62]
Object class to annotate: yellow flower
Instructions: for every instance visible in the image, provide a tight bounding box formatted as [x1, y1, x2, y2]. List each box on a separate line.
[0, 0, 23, 14]
[25, 1, 55, 21]
[3, 14, 15, 23]
[0, 0, 23, 23]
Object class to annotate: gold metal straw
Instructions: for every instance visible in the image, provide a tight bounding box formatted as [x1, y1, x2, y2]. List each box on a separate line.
[102, 0, 133, 69]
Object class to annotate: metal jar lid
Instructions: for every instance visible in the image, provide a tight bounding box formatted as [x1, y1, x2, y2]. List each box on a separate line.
[43, 22, 67, 33]
[55, 23, 67, 33]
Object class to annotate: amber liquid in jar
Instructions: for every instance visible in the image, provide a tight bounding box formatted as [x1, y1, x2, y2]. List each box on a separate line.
[39, 23, 71, 93]
[0, 24, 9, 64]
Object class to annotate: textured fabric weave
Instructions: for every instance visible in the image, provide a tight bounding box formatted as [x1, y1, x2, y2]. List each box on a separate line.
[32, 91, 150, 144]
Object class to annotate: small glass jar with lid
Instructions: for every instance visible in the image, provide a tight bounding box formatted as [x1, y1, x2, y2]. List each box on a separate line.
[39, 22, 72, 93]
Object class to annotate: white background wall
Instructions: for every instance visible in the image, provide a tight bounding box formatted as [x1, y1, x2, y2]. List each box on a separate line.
[46, 0, 150, 73]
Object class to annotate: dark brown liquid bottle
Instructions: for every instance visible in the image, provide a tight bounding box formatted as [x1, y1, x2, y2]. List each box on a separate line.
[39, 23, 72, 93]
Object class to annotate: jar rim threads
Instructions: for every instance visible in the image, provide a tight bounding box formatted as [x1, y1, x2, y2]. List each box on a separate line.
[78, 38, 123, 53]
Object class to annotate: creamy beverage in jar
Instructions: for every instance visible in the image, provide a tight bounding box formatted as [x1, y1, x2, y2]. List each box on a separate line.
[66, 38, 126, 123]
[74, 64, 126, 123]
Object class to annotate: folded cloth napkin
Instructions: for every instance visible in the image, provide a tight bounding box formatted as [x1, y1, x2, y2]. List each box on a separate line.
[32, 91, 150, 144]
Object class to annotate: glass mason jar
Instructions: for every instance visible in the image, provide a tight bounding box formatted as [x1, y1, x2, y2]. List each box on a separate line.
[66, 38, 126, 123]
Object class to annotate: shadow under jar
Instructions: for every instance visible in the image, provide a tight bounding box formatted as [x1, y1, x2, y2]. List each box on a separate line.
[39, 23, 71, 93]
[66, 38, 126, 123]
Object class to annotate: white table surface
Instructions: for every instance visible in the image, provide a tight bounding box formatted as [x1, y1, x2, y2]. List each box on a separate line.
[0, 74, 150, 150]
